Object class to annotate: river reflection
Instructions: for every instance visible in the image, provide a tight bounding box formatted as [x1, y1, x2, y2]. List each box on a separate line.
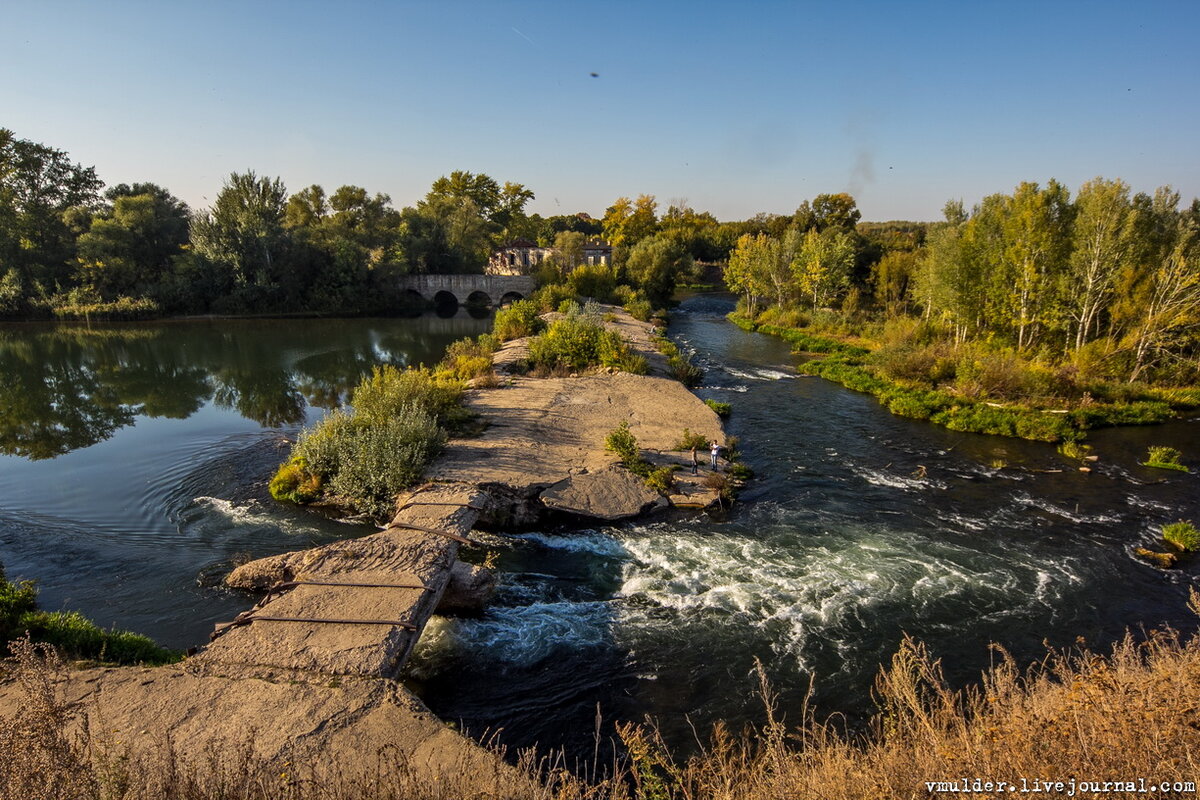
[0, 315, 490, 459]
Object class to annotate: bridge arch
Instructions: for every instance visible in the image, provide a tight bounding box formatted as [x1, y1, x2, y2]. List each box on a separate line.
[466, 290, 493, 307]
[395, 275, 536, 311]
[499, 291, 525, 305]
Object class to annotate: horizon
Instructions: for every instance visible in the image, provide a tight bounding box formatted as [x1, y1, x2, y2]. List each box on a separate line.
[3, 1, 1198, 222]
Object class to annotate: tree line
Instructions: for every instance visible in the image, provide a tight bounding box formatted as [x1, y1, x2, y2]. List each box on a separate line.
[726, 180, 1200, 386]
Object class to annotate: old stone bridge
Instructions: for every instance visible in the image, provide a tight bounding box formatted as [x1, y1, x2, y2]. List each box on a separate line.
[397, 274, 535, 308]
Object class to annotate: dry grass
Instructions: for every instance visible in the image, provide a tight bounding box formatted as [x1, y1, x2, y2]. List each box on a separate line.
[4, 593, 1200, 799]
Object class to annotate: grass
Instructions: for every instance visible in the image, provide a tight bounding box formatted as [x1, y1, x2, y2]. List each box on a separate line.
[734, 308, 1197, 443]
[703, 399, 731, 417]
[1144, 446, 1188, 472]
[2, 568, 178, 666]
[5, 595, 1200, 799]
[1163, 520, 1200, 553]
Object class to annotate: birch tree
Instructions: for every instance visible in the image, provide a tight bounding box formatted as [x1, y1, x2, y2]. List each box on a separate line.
[1066, 177, 1134, 350]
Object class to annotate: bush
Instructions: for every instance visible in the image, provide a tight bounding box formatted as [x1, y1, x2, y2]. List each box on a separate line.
[1162, 520, 1200, 552]
[268, 460, 322, 503]
[1144, 446, 1187, 472]
[530, 283, 574, 313]
[645, 466, 676, 494]
[675, 428, 709, 451]
[605, 421, 641, 466]
[273, 366, 462, 518]
[493, 300, 544, 341]
[624, 293, 654, 322]
[528, 313, 640, 374]
[0, 568, 37, 643]
[352, 366, 463, 426]
[566, 263, 617, 301]
[704, 399, 732, 417]
[324, 411, 446, 517]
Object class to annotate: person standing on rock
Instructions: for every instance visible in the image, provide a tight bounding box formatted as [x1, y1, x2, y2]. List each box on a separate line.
[710, 440, 720, 471]
[690, 445, 699, 474]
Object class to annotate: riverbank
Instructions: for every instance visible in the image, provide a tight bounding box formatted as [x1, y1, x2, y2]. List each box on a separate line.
[0, 303, 732, 796]
[730, 311, 1200, 443]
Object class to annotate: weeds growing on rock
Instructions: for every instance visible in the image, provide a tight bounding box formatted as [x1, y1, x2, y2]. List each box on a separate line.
[1144, 446, 1187, 472]
[1163, 520, 1200, 553]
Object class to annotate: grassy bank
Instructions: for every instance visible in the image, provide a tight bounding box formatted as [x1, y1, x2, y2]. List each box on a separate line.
[4, 597, 1198, 799]
[1, 568, 179, 666]
[732, 311, 1200, 442]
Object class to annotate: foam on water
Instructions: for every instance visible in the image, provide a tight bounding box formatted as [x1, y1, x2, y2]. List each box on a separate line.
[607, 518, 1086, 663]
[724, 366, 794, 381]
[1012, 493, 1124, 525]
[851, 465, 948, 491]
[183, 496, 326, 537]
[510, 530, 628, 558]
[410, 599, 615, 674]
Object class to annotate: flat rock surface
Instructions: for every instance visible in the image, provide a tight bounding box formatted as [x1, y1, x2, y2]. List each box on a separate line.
[204, 483, 485, 679]
[540, 464, 664, 519]
[433, 371, 724, 497]
[0, 665, 530, 795]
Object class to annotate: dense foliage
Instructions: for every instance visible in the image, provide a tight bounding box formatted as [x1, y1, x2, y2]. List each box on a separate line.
[727, 180, 1200, 439]
[527, 303, 648, 375]
[270, 366, 461, 518]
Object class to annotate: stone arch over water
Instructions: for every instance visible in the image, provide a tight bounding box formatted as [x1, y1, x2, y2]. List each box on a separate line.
[466, 290, 493, 307]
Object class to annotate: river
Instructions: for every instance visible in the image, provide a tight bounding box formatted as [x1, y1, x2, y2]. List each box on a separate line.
[1, 298, 1197, 761]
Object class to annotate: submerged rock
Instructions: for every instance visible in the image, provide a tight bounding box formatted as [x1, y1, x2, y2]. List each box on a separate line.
[1135, 547, 1178, 569]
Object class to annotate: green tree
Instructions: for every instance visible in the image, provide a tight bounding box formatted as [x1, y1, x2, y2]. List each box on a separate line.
[997, 180, 1072, 350]
[0, 128, 102, 291]
[811, 192, 862, 232]
[624, 234, 691, 308]
[603, 194, 658, 248]
[1066, 177, 1135, 350]
[190, 171, 289, 289]
[724, 233, 773, 316]
[792, 228, 856, 308]
[552, 230, 586, 273]
[75, 183, 189, 299]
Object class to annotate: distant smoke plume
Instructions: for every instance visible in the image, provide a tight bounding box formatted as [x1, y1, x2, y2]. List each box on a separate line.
[846, 148, 876, 198]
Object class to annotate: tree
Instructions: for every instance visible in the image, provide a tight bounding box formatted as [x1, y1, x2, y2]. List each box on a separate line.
[602, 194, 658, 248]
[997, 180, 1072, 350]
[792, 228, 856, 308]
[191, 171, 289, 289]
[0, 128, 102, 290]
[1126, 218, 1200, 382]
[811, 193, 862, 232]
[1065, 177, 1135, 350]
[552, 230, 586, 273]
[624, 234, 691, 308]
[75, 183, 189, 299]
[724, 233, 773, 316]
[873, 249, 919, 314]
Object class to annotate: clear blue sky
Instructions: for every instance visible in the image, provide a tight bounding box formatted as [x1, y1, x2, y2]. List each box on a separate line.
[3, 1, 1197, 221]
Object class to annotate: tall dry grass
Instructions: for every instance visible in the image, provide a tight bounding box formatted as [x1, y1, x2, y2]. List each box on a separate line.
[3, 593, 1200, 799]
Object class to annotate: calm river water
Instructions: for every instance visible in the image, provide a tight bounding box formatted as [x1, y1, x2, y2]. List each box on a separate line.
[1, 298, 1197, 760]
